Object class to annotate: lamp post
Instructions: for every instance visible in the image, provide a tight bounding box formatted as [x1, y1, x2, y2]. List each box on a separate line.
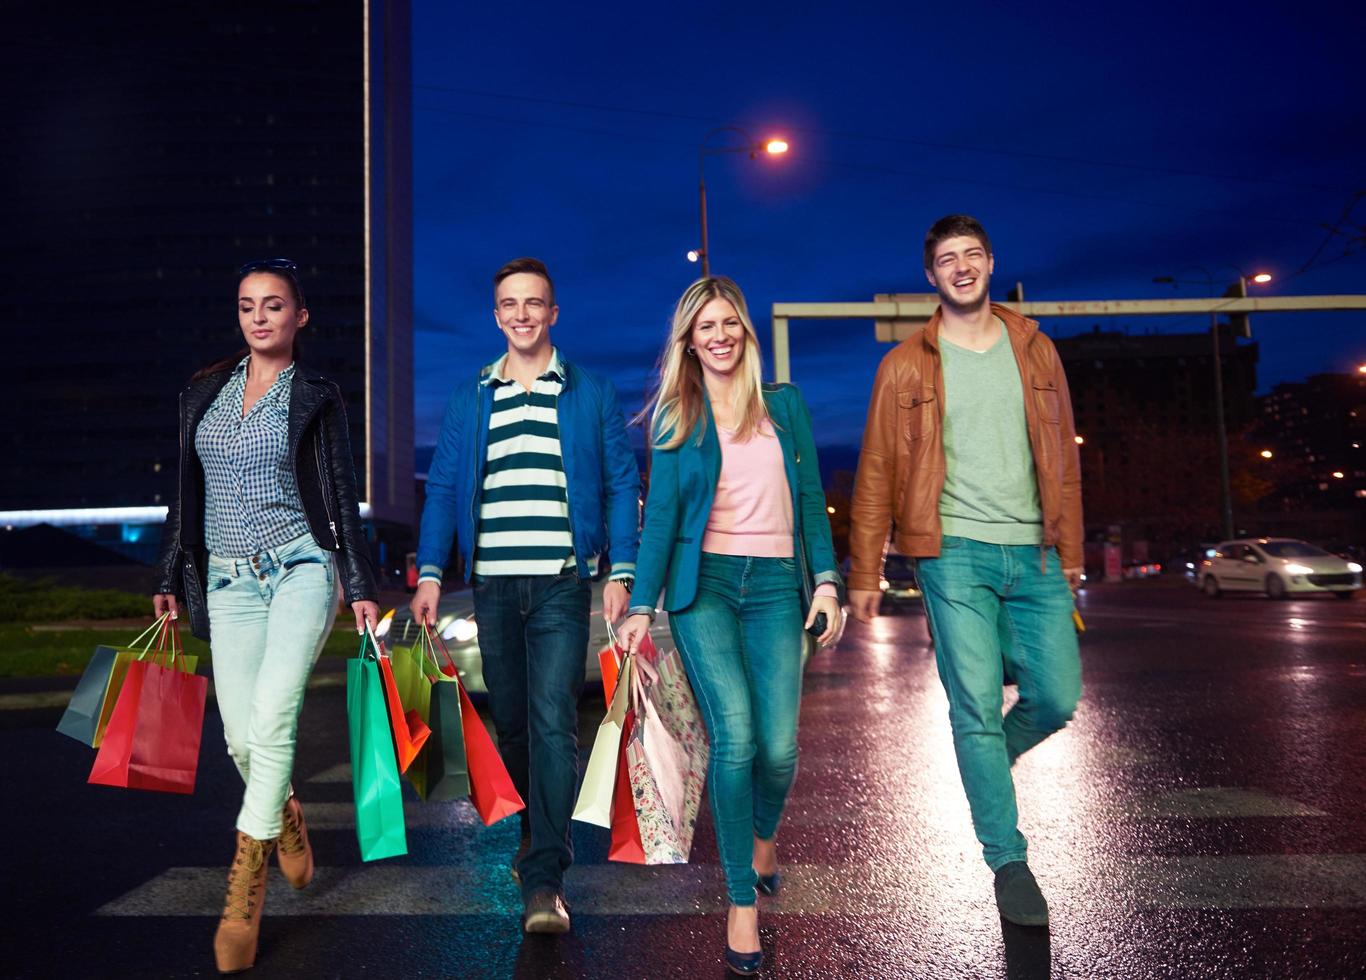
[689, 127, 788, 278]
[1154, 267, 1272, 541]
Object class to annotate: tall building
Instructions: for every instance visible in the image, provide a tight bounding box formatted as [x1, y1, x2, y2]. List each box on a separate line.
[2, 2, 413, 569]
[1255, 372, 1366, 508]
[1053, 325, 1259, 545]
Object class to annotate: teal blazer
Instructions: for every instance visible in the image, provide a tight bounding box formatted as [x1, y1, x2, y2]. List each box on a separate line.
[628, 383, 843, 615]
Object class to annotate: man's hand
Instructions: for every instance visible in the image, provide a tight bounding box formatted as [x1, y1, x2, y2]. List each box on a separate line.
[602, 579, 629, 623]
[1063, 567, 1084, 593]
[847, 589, 881, 623]
[410, 580, 441, 627]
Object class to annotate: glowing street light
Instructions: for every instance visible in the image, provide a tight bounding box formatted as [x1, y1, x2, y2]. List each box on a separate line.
[1251, 272, 1273, 284]
[1260, 449, 1274, 459]
[694, 127, 791, 277]
[1074, 435, 1085, 445]
[1332, 471, 1345, 479]
[1357, 363, 1366, 375]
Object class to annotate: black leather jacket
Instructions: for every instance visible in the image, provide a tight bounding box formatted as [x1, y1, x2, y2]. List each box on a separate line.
[153, 363, 378, 640]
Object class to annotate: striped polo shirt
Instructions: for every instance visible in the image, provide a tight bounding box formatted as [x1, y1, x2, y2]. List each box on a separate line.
[473, 350, 576, 577]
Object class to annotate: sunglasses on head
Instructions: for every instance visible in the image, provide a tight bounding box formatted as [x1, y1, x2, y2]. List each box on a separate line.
[237, 258, 299, 277]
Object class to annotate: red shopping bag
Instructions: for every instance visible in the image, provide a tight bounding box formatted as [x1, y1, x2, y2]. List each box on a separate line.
[88, 652, 208, 795]
[608, 708, 646, 864]
[458, 678, 526, 826]
[377, 649, 430, 774]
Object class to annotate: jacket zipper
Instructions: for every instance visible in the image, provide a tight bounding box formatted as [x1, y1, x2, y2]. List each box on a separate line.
[314, 424, 339, 548]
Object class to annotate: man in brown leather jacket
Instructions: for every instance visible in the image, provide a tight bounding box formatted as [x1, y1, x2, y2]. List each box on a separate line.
[847, 215, 1083, 928]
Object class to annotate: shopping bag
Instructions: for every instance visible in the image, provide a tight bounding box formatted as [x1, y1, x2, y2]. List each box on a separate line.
[88, 622, 207, 795]
[376, 646, 430, 774]
[624, 637, 709, 864]
[60, 615, 199, 748]
[56, 644, 120, 746]
[405, 628, 470, 802]
[348, 630, 407, 861]
[598, 645, 621, 702]
[572, 651, 634, 827]
[419, 675, 472, 801]
[459, 675, 526, 825]
[608, 707, 645, 864]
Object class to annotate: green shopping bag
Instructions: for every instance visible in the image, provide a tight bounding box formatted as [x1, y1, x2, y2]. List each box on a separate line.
[347, 629, 407, 862]
[404, 627, 470, 802]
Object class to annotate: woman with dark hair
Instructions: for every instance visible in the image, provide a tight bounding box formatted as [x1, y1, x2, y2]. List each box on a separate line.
[152, 259, 379, 974]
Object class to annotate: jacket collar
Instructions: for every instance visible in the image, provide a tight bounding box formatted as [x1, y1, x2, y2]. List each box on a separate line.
[922, 302, 1039, 351]
[480, 347, 568, 388]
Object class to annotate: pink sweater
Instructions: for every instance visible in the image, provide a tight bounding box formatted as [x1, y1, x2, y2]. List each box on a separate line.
[702, 420, 839, 600]
[703, 420, 794, 557]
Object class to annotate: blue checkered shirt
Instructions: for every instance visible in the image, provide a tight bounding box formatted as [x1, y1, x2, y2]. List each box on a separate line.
[195, 358, 311, 558]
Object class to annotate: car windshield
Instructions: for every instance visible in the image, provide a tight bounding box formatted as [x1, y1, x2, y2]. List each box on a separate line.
[885, 555, 915, 578]
[1257, 541, 1331, 558]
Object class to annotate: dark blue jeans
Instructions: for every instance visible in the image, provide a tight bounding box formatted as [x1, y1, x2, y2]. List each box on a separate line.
[668, 553, 805, 907]
[916, 536, 1082, 871]
[471, 571, 591, 896]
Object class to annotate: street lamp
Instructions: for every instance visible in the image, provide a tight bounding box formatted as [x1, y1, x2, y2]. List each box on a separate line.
[1260, 449, 1274, 459]
[1154, 267, 1272, 540]
[693, 126, 789, 278]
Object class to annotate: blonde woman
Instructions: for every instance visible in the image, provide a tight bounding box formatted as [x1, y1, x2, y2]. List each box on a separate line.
[618, 276, 843, 975]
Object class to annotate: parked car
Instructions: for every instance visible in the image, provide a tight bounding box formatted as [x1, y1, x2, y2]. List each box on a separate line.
[384, 576, 839, 694]
[1197, 538, 1361, 600]
[879, 553, 924, 611]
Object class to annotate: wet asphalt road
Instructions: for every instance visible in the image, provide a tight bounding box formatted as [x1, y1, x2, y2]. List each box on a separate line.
[2, 578, 1364, 979]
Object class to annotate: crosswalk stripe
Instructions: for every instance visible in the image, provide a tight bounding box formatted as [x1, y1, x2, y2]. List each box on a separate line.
[1124, 787, 1327, 819]
[95, 855, 1366, 917]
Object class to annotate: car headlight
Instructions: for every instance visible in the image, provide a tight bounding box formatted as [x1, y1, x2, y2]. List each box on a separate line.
[1348, 562, 1363, 574]
[442, 617, 478, 643]
[1285, 563, 1313, 575]
[879, 578, 890, 592]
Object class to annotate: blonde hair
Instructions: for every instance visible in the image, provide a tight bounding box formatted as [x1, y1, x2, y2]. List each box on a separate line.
[642, 276, 770, 451]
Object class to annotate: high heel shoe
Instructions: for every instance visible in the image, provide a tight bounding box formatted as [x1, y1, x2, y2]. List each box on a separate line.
[724, 946, 764, 976]
[754, 870, 781, 896]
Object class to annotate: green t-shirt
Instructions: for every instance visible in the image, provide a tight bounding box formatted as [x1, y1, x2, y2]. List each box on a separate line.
[938, 323, 1043, 545]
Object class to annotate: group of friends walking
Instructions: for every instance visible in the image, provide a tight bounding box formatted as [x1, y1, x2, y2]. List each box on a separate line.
[151, 213, 1085, 975]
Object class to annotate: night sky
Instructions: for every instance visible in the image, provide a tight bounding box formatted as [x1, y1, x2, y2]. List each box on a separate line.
[411, 1, 1366, 454]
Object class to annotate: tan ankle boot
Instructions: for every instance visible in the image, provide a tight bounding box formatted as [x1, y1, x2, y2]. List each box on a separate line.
[277, 796, 314, 889]
[213, 831, 275, 974]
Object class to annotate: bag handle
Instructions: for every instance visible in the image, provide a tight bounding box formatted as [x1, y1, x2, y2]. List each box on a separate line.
[423, 623, 459, 675]
[129, 612, 172, 656]
[361, 624, 384, 661]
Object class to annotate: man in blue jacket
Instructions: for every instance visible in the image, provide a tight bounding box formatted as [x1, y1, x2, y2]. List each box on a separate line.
[411, 257, 640, 934]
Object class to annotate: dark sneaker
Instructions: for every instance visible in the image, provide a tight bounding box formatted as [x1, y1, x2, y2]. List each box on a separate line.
[522, 888, 571, 934]
[994, 862, 1049, 927]
[510, 835, 531, 884]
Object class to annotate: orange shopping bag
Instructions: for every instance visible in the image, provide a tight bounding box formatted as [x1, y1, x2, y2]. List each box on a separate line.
[607, 707, 646, 864]
[374, 632, 430, 774]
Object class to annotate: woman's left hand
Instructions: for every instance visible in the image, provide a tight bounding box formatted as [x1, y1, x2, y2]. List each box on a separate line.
[806, 594, 843, 646]
[352, 600, 381, 635]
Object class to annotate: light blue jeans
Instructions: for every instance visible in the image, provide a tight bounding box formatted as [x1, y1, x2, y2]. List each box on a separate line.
[206, 532, 338, 840]
[668, 553, 804, 907]
[916, 536, 1081, 871]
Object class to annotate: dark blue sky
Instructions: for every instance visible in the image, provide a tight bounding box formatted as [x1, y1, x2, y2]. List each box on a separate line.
[411, 1, 1365, 451]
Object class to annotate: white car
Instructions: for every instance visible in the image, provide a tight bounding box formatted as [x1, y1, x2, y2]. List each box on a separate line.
[1198, 538, 1361, 600]
[385, 578, 841, 693]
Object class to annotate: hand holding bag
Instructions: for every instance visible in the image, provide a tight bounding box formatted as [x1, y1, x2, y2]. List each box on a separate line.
[58, 614, 171, 746]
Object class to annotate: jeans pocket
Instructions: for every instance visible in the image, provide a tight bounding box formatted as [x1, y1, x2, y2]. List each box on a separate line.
[207, 574, 235, 595]
[939, 535, 968, 551]
[775, 557, 797, 572]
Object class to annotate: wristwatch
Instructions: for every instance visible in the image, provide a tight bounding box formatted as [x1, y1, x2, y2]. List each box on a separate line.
[614, 576, 635, 594]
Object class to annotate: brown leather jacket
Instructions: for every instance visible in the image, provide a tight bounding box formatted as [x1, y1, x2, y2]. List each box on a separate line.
[848, 304, 1083, 592]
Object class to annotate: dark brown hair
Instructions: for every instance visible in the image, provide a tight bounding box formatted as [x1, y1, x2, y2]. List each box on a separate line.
[923, 214, 992, 269]
[493, 257, 555, 306]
